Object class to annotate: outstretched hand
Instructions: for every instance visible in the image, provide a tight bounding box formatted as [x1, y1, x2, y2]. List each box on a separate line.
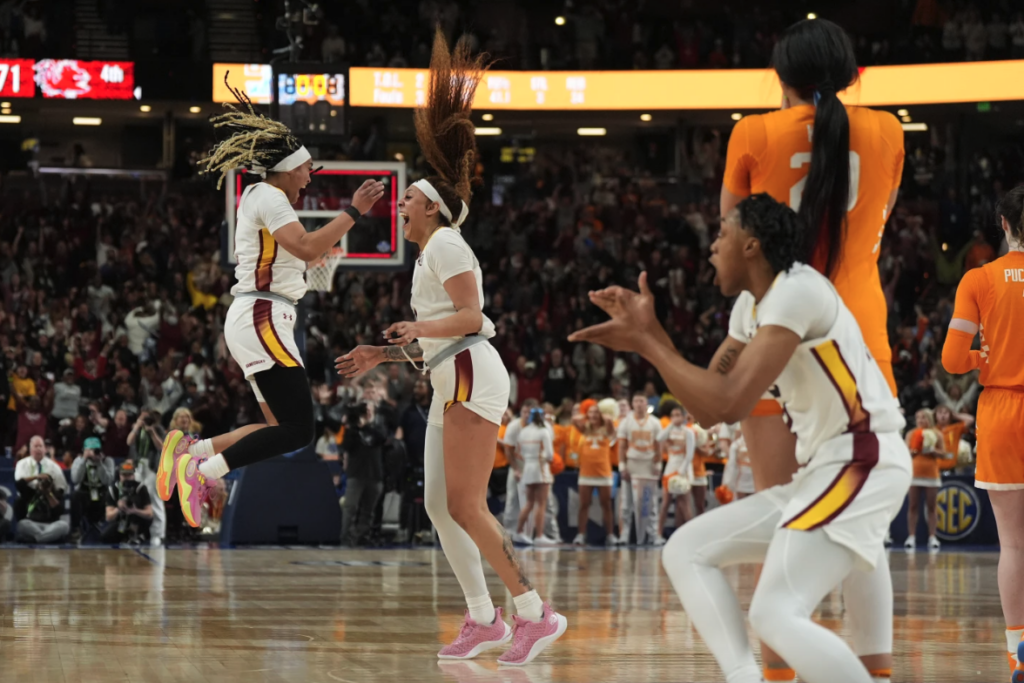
[351, 179, 386, 215]
[335, 345, 384, 378]
[567, 272, 669, 355]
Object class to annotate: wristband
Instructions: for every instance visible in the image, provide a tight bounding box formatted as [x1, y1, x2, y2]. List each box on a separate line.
[343, 206, 361, 222]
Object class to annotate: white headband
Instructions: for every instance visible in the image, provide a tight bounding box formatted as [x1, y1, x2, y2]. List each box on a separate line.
[412, 179, 469, 228]
[253, 145, 311, 178]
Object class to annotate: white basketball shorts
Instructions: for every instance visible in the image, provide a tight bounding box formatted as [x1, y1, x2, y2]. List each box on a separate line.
[428, 341, 509, 427]
[224, 296, 304, 402]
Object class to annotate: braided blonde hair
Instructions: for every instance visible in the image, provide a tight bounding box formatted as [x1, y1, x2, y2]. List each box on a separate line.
[199, 75, 303, 189]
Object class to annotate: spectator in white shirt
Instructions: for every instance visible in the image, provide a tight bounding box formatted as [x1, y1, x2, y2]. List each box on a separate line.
[124, 302, 160, 357]
[49, 368, 81, 424]
[14, 436, 68, 518]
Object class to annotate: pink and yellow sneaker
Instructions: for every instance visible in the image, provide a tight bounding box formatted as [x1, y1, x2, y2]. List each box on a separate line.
[156, 430, 193, 502]
[176, 454, 215, 528]
[438, 607, 513, 660]
[497, 603, 567, 667]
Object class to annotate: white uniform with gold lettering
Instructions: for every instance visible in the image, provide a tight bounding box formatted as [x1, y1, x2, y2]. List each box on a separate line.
[225, 183, 306, 402]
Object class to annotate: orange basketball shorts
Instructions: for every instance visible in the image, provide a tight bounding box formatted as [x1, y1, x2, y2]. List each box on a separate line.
[974, 387, 1024, 490]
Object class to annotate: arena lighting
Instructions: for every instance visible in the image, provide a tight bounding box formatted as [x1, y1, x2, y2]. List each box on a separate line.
[555, 16, 566, 25]
[901, 115, 912, 122]
[0, 114, 20, 123]
[139, 105, 151, 112]
[0, 101, 9, 107]
[897, 108, 909, 116]
[73, 117, 102, 125]
[482, 113, 494, 121]
[731, 112, 743, 120]
[902, 122, 928, 131]
[640, 113, 652, 121]
[475, 127, 502, 135]
[807, 13, 817, 20]
[189, 106, 201, 113]
[578, 127, 607, 136]
[350, 60, 1024, 109]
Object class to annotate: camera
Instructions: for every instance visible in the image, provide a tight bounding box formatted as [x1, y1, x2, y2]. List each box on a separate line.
[142, 413, 155, 427]
[38, 474, 52, 489]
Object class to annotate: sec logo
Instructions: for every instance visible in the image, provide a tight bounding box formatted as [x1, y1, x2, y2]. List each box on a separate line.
[936, 480, 981, 541]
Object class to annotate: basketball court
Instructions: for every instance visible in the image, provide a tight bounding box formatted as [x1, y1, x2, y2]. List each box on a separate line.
[0, 546, 1004, 682]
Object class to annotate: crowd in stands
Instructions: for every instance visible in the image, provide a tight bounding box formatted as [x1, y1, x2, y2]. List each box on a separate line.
[0, 117, 1020, 546]
[5, 0, 1024, 70]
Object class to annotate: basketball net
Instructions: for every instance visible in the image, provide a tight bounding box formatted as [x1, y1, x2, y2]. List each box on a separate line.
[305, 247, 346, 292]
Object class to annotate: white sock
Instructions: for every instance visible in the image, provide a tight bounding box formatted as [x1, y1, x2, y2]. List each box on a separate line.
[198, 453, 230, 480]
[465, 594, 496, 625]
[1007, 626, 1024, 660]
[725, 666, 762, 683]
[871, 677, 891, 683]
[188, 438, 215, 459]
[513, 590, 544, 622]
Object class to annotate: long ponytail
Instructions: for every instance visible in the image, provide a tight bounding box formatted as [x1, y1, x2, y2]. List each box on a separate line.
[772, 19, 858, 279]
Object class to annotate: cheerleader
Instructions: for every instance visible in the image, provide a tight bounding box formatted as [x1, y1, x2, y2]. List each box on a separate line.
[904, 408, 949, 551]
[722, 430, 756, 500]
[572, 402, 617, 546]
[335, 31, 566, 667]
[514, 408, 555, 545]
[657, 405, 696, 539]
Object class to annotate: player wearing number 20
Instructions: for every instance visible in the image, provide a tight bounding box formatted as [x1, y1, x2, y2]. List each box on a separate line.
[722, 20, 905, 396]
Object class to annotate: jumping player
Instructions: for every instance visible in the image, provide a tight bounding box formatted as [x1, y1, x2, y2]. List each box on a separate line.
[942, 185, 1024, 681]
[155, 78, 385, 527]
[719, 18, 905, 681]
[571, 194, 911, 683]
[334, 31, 567, 667]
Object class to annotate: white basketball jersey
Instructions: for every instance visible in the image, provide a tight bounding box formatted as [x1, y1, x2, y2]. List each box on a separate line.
[232, 183, 308, 302]
[728, 264, 904, 467]
[411, 227, 495, 362]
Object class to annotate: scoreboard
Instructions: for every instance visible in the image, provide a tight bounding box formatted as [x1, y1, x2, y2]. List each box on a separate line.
[0, 58, 135, 100]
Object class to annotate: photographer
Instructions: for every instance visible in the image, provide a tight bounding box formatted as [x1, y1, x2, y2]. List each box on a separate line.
[340, 401, 386, 547]
[101, 461, 154, 543]
[14, 435, 68, 519]
[14, 437, 70, 543]
[70, 436, 115, 533]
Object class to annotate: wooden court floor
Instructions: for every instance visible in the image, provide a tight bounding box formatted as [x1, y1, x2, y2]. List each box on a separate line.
[0, 545, 1008, 683]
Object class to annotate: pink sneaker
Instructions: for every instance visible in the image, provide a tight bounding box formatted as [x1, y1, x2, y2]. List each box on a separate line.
[438, 607, 513, 660]
[176, 454, 216, 528]
[157, 430, 194, 502]
[497, 603, 567, 666]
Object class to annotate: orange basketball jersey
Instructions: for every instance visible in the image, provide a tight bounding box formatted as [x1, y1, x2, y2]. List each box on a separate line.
[950, 251, 1024, 390]
[724, 104, 905, 386]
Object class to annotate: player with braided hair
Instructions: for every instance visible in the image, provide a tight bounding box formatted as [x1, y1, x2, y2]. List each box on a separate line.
[571, 193, 911, 683]
[155, 76, 385, 528]
[334, 30, 566, 667]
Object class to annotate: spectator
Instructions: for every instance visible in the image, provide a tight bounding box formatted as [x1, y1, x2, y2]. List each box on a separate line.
[124, 302, 160, 358]
[341, 401, 386, 546]
[96, 407, 132, 460]
[14, 394, 46, 456]
[0, 489, 11, 541]
[7, 362, 36, 439]
[321, 23, 346, 63]
[48, 367, 82, 426]
[101, 461, 153, 543]
[542, 348, 576, 406]
[70, 436, 114, 535]
[14, 436, 70, 543]
[397, 378, 430, 469]
[59, 413, 97, 465]
[513, 358, 543, 408]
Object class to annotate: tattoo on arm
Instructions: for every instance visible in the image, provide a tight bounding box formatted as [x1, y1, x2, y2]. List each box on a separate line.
[383, 342, 424, 362]
[715, 347, 739, 375]
[496, 519, 533, 590]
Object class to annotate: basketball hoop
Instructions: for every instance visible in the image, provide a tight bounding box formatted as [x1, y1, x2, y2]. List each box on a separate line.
[305, 247, 346, 292]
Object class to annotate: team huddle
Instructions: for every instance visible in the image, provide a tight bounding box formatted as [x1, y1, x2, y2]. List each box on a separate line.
[177, 14, 1024, 683]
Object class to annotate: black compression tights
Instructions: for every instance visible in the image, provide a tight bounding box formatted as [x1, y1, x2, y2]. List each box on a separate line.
[221, 365, 316, 470]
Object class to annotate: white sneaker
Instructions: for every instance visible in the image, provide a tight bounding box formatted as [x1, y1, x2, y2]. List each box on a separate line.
[927, 535, 941, 551]
[533, 536, 559, 547]
[150, 537, 163, 548]
[653, 535, 666, 547]
[513, 532, 534, 545]
[904, 535, 916, 551]
[572, 533, 586, 546]
[605, 534, 617, 547]
[616, 534, 629, 546]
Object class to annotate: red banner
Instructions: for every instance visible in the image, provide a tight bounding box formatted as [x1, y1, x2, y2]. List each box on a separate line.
[0, 59, 35, 98]
[35, 60, 135, 100]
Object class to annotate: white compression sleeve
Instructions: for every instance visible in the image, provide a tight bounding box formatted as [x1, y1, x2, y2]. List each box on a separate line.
[843, 545, 893, 657]
[423, 423, 489, 602]
[749, 528, 873, 683]
[661, 491, 781, 683]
